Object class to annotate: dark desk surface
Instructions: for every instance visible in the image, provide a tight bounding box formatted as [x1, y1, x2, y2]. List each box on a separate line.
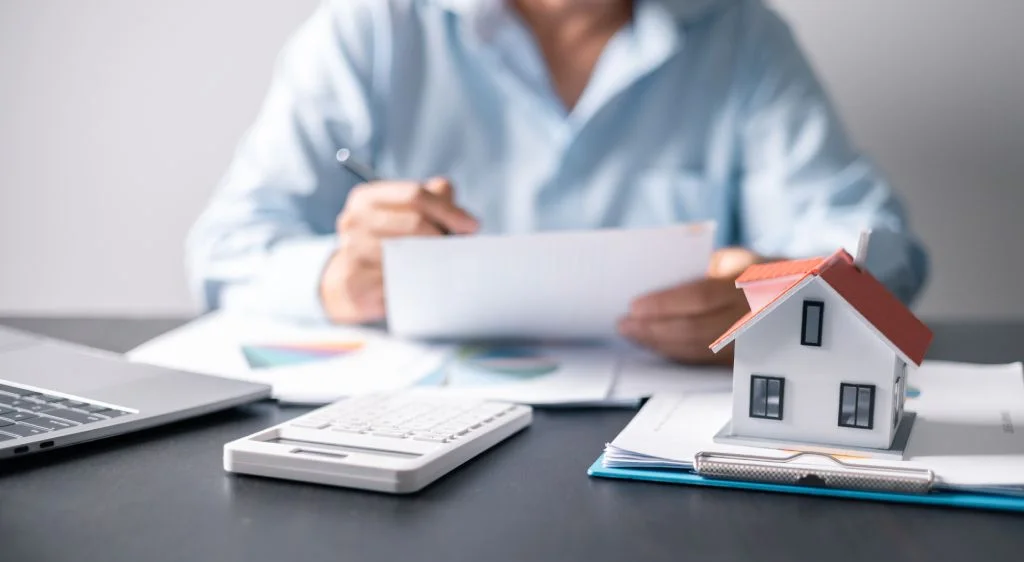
[1, 318, 1022, 562]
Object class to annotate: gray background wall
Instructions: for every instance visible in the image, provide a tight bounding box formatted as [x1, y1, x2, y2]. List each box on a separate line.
[1, 0, 1022, 319]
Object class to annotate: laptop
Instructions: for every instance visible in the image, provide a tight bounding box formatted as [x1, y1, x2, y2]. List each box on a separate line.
[0, 325, 271, 459]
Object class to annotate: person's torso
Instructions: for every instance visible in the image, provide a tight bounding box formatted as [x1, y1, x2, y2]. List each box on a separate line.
[350, 0, 751, 246]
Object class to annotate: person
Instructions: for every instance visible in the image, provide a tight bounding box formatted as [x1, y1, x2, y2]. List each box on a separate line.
[187, 0, 928, 365]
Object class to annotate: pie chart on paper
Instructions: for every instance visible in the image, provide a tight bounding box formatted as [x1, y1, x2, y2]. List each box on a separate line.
[241, 341, 365, 370]
[445, 345, 562, 387]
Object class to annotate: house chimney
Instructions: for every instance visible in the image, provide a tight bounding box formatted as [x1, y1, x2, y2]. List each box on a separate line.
[854, 230, 872, 268]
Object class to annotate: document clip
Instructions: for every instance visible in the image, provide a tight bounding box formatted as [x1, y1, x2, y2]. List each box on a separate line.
[694, 451, 935, 495]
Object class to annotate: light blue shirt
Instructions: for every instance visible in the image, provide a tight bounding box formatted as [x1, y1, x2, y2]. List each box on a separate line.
[188, 0, 928, 322]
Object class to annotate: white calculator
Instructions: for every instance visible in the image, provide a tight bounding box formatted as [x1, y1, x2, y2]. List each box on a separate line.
[224, 391, 532, 493]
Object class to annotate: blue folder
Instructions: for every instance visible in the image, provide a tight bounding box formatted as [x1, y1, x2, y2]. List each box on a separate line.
[587, 454, 1024, 513]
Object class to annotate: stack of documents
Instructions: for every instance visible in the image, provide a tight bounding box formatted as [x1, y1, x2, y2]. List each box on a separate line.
[603, 361, 1024, 494]
[127, 311, 734, 406]
[130, 224, 723, 406]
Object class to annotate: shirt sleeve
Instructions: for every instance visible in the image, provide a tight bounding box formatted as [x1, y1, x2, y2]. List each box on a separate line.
[735, 3, 929, 304]
[186, 0, 380, 322]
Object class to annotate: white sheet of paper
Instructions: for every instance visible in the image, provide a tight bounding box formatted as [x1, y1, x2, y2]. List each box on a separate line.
[382, 223, 715, 339]
[435, 343, 618, 405]
[902, 361, 1024, 487]
[126, 313, 616, 406]
[126, 312, 451, 403]
[434, 340, 730, 406]
[605, 392, 769, 469]
[609, 347, 732, 400]
[605, 361, 1024, 489]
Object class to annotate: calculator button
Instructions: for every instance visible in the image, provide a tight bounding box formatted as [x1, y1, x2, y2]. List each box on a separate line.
[330, 426, 367, 434]
[291, 420, 329, 430]
[412, 434, 448, 443]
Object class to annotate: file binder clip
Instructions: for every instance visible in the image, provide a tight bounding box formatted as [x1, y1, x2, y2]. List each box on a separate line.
[693, 451, 935, 495]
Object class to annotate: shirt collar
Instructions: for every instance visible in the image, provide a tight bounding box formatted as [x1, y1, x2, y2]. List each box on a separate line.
[428, 0, 515, 43]
[428, 0, 731, 26]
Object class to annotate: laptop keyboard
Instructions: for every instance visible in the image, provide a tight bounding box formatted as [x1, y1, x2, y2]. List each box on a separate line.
[0, 381, 132, 442]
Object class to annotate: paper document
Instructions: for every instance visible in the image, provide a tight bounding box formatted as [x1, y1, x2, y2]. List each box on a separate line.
[427, 341, 731, 406]
[126, 313, 619, 406]
[127, 312, 450, 403]
[382, 223, 715, 339]
[604, 361, 1024, 490]
[609, 347, 731, 401]
[435, 343, 618, 405]
[127, 313, 738, 407]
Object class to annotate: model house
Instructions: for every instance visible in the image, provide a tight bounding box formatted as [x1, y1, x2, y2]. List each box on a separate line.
[709, 248, 933, 452]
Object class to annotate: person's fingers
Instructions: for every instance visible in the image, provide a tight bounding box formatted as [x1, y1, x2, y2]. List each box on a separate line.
[708, 247, 762, 278]
[422, 176, 454, 202]
[619, 300, 748, 363]
[619, 319, 721, 363]
[355, 181, 479, 235]
[629, 278, 743, 319]
[365, 208, 447, 238]
[414, 190, 478, 235]
[619, 317, 716, 362]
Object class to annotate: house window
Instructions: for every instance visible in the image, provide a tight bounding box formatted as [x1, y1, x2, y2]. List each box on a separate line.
[750, 375, 785, 420]
[801, 300, 824, 347]
[839, 383, 875, 429]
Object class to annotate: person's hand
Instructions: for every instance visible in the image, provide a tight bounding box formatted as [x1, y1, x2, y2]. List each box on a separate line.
[618, 247, 763, 365]
[320, 177, 478, 324]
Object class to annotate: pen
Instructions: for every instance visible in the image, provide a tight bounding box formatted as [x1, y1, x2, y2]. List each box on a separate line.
[336, 148, 379, 183]
[336, 148, 469, 236]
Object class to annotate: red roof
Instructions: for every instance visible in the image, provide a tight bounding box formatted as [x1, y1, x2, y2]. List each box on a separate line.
[711, 249, 933, 365]
[735, 256, 827, 285]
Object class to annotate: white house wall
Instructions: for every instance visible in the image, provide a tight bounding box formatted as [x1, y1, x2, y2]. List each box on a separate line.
[731, 277, 898, 449]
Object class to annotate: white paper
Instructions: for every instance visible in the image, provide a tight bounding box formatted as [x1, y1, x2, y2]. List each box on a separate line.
[435, 341, 731, 406]
[901, 361, 1024, 487]
[126, 312, 451, 403]
[605, 392, 770, 468]
[126, 313, 618, 406]
[434, 343, 618, 405]
[609, 347, 732, 400]
[382, 223, 715, 339]
[605, 361, 1024, 490]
